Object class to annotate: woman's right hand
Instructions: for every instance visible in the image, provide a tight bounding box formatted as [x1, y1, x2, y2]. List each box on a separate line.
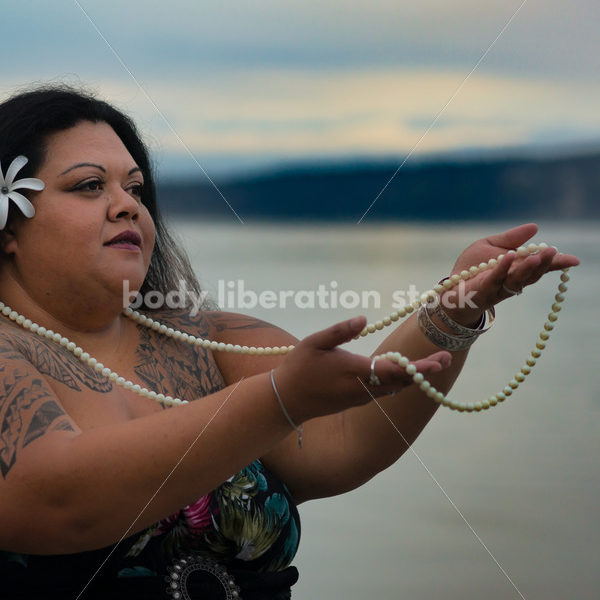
[272, 316, 452, 423]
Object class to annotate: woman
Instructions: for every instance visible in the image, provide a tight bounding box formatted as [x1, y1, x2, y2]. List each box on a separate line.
[0, 86, 579, 599]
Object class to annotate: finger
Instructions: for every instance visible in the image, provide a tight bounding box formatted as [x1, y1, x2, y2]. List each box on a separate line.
[305, 316, 367, 351]
[547, 252, 580, 270]
[485, 223, 538, 249]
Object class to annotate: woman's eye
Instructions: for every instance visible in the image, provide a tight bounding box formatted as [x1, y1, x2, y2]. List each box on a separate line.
[74, 179, 103, 193]
[128, 183, 144, 198]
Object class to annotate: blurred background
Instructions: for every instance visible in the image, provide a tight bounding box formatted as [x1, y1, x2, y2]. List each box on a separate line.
[3, 1, 598, 598]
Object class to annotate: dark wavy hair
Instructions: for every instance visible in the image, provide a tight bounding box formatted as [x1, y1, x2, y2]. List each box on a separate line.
[0, 84, 208, 311]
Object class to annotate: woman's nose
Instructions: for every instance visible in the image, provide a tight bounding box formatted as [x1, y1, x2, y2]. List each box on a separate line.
[108, 187, 139, 222]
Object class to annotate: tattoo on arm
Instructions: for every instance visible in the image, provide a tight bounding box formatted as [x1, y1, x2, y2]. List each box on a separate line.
[0, 367, 73, 479]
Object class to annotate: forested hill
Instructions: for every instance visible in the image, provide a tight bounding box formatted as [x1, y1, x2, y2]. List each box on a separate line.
[157, 150, 600, 222]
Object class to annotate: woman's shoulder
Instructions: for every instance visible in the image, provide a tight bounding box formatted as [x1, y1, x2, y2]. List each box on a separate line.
[146, 309, 294, 346]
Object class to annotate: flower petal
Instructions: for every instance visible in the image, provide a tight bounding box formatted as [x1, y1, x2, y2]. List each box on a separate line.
[11, 177, 45, 192]
[5, 156, 28, 187]
[0, 197, 9, 230]
[8, 191, 36, 219]
[0, 160, 5, 188]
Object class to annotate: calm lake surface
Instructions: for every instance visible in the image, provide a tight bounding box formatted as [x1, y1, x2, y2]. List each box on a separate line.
[174, 220, 599, 600]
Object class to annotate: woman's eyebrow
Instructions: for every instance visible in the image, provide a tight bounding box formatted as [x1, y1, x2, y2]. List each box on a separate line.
[59, 162, 106, 176]
[58, 163, 141, 176]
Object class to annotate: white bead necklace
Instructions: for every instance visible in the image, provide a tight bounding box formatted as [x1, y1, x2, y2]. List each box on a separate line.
[0, 242, 569, 412]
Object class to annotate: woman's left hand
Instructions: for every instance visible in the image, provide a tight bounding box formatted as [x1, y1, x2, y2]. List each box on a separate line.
[441, 223, 580, 326]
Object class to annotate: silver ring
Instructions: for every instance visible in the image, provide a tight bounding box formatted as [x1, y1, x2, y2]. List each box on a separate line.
[369, 357, 381, 386]
[502, 283, 522, 296]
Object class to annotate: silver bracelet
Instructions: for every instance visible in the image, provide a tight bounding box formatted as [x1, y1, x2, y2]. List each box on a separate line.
[417, 305, 479, 351]
[430, 302, 495, 337]
[270, 370, 304, 449]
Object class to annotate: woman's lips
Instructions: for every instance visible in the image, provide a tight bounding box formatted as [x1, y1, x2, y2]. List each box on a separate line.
[104, 230, 142, 251]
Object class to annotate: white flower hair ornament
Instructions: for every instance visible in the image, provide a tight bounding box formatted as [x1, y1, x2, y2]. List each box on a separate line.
[0, 156, 45, 230]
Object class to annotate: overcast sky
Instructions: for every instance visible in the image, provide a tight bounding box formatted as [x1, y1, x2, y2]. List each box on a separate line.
[2, 0, 599, 177]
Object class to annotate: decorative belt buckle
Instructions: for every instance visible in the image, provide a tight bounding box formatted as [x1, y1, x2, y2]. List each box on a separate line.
[165, 555, 243, 599]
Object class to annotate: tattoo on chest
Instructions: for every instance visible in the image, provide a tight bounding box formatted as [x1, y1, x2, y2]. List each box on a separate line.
[134, 316, 225, 401]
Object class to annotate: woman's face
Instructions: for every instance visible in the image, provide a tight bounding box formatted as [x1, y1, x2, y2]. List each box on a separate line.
[6, 120, 156, 309]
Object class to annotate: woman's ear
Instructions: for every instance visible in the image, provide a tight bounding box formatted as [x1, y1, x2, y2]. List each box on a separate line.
[0, 227, 19, 256]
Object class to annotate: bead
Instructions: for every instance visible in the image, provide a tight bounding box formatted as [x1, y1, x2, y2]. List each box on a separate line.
[489, 396, 498, 406]
[435, 391, 445, 404]
[526, 357, 536, 367]
[466, 402, 475, 412]
[527, 242, 538, 252]
[405, 364, 417, 376]
[442, 279, 453, 289]
[375, 320, 384, 330]
[478, 262, 488, 270]
[469, 266, 479, 275]
[514, 374, 525, 384]
[389, 312, 399, 321]
[481, 399, 490, 409]
[509, 379, 519, 389]
[209, 341, 219, 350]
[543, 322, 554, 331]
[413, 373, 424, 384]
[109, 372, 118, 381]
[404, 304, 414, 314]
[151, 321, 160, 331]
[521, 365, 531, 374]
[433, 284, 445, 294]
[536, 341, 546, 350]
[558, 283, 567, 293]
[367, 324, 376, 334]
[124, 381, 133, 389]
[551, 303, 562, 312]
[172, 330, 181, 339]
[487, 258, 498, 267]
[398, 356, 409, 368]
[496, 254, 504, 262]
[460, 270, 470, 279]
[88, 357, 97, 367]
[67, 342, 76, 351]
[496, 392, 506, 402]
[166, 327, 175, 336]
[560, 273, 569, 282]
[383, 317, 391, 326]
[16, 315, 25, 324]
[59, 336, 69, 346]
[539, 331, 549, 341]
[1, 306, 10, 316]
[426, 386, 437, 398]
[117, 377, 126, 385]
[45, 330, 54, 339]
[539, 242, 549, 249]
[517, 247, 529, 257]
[531, 350, 541, 358]
[548, 312, 558, 322]
[94, 362, 104, 372]
[554, 293, 565, 303]
[503, 387, 512, 396]
[80, 352, 90, 361]
[450, 274, 461, 284]
[9, 310, 19, 320]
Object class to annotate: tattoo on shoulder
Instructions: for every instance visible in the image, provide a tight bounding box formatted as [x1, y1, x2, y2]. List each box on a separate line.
[207, 312, 281, 333]
[0, 334, 111, 394]
[0, 369, 73, 478]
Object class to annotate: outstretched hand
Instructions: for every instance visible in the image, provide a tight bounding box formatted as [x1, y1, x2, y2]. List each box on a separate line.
[274, 316, 451, 423]
[443, 223, 580, 325]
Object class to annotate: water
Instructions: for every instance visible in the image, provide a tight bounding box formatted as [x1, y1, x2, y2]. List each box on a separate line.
[173, 219, 599, 599]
